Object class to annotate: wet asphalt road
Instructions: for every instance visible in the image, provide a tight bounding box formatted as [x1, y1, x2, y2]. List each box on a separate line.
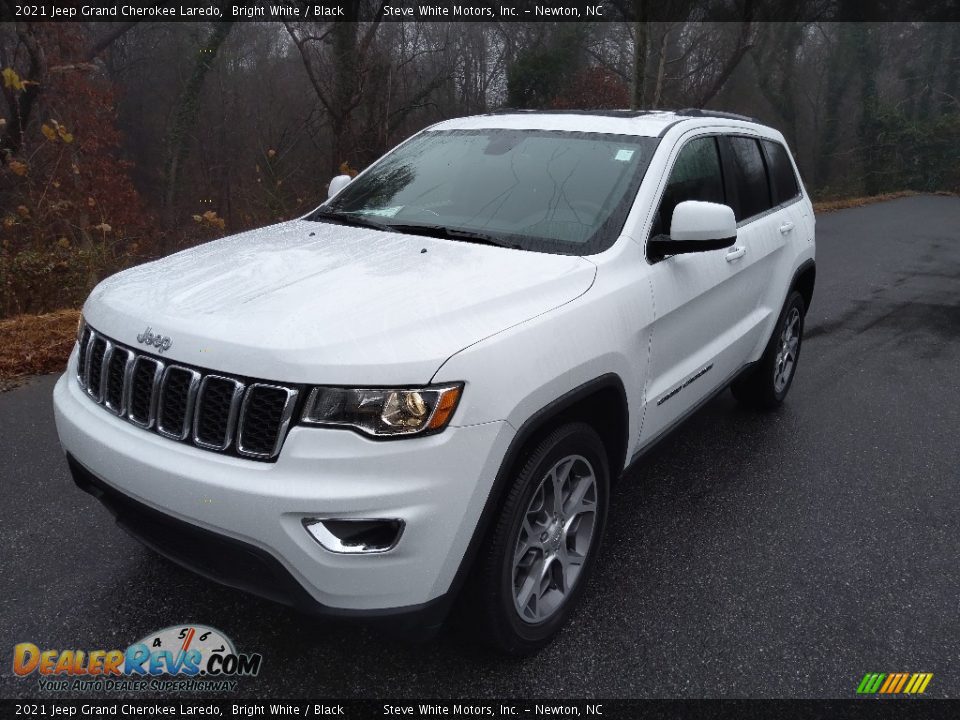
[2, 194, 959, 700]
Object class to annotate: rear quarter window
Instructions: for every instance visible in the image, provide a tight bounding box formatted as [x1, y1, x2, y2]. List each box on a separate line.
[762, 139, 801, 205]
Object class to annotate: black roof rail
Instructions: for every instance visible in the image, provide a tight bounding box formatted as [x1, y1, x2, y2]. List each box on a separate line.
[486, 108, 671, 118]
[675, 108, 759, 123]
[483, 107, 760, 123]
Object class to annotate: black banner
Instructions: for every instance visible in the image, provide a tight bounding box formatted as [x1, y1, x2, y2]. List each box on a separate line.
[2, 0, 960, 23]
[2, 700, 960, 720]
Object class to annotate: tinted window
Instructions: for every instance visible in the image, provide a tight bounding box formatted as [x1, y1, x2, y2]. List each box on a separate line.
[652, 137, 724, 237]
[762, 139, 800, 204]
[727, 137, 772, 221]
[316, 129, 658, 256]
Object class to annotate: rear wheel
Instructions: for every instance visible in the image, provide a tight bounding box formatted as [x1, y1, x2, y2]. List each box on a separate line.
[471, 422, 609, 655]
[732, 290, 805, 409]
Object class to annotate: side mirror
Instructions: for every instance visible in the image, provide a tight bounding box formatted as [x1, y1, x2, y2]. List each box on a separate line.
[648, 200, 737, 258]
[327, 174, 353, 199]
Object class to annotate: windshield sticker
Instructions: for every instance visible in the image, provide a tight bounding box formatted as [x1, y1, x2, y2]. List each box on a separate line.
[614, 149, 635, 162]
[364, 206, 403, 217]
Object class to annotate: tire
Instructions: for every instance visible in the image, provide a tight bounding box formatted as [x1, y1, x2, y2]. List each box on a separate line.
[470, 422, 610, 655]
[731, 290, 806, 410]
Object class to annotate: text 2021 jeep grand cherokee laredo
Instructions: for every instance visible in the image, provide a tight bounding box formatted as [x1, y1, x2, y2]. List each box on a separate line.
[54, 110, 815, 654]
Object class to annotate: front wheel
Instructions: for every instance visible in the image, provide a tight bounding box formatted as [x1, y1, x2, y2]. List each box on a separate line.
[471, 422, 610, 655]
[732, 290, 806, 409]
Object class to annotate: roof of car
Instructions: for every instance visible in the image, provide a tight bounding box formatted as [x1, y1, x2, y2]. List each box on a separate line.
[429, 109, 766, 138]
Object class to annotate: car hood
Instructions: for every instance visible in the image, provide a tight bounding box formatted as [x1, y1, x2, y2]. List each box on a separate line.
[83, 220, 597, 384]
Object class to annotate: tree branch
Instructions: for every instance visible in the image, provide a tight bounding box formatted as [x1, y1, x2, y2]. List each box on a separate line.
[85, 21, 139, 61]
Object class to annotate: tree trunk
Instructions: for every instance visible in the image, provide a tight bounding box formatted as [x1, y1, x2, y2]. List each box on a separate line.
[853, 24, 882, 195]
[695, 13, 755, 107]
[630, 0, 648, 109]
[815, 25, 857, 192]
[753, 23, 803, 151]
[631, 21, 648, 109]
[942, 24, 960, 112]
[329, 21, 360, 175]
[161, 20, 234, 249]
[914, 23, 948, 120]
[0, 24, 47, 154]
[651, 26, 669, 109]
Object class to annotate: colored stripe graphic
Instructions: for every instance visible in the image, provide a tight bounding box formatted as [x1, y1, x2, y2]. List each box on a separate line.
[879, 674, 897, 693]
[905, 673, 933, 694]
[880, 673, 908, 693]
[857, 673, 886, 694]
[857, 672, 932, 694]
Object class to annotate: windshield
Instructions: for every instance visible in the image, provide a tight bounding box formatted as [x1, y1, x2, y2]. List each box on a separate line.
[309, 129, 659, 255]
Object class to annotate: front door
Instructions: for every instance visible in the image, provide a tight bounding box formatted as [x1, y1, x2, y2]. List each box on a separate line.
[639, 133, 767, 447]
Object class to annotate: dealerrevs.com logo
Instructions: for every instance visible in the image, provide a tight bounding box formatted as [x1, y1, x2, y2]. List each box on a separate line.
[13, 625, 262, 693]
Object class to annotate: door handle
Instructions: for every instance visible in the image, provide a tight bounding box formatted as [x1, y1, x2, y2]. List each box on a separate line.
[779, 221, 795, 234]
[725, 246, 747, 262]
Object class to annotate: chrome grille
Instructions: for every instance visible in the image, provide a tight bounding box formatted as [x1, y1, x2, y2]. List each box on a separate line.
[238, 384, 299, 458]
[85, 336, 108, 401]
[104, 346, 134, 415]
[156, 366, 201, 440]
[127, 356, 162, 427]
[75, 327, 299, 461]
[194, 376, 245, 451]
[77, 326, 92, 386]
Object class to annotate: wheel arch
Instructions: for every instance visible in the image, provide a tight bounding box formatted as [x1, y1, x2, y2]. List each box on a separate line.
[507, 373, 630, 479]
[444, 373, 629, 612]
[791, 259, 816, 314]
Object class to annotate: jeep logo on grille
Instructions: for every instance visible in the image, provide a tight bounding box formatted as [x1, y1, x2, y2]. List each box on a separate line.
[136, 326, 172, 354]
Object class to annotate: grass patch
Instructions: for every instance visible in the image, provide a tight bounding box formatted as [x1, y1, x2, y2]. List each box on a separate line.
[812, 190, 919, 213]
[812, 190, 956, 214]
[0, 309, 81, 389]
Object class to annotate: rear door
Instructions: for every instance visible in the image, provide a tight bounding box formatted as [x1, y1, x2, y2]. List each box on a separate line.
[639, 132, 769, 446]
[719, 136, 804, 357]
[758, 138, 813, 311]
[716, 135, 786, 335]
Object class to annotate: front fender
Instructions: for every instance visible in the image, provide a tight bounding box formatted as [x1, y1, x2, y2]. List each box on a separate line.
[430, 253, 652, 469]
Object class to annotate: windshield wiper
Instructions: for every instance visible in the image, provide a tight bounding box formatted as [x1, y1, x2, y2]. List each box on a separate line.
[309, 209, 392, 232]
[385, 223, 520, 249]
[309, 212, 519, 248]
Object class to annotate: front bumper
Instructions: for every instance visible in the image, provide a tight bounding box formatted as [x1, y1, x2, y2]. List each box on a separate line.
[53, 353, 513, 616]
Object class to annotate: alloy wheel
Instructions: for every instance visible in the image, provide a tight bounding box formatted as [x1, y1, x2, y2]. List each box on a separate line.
[774, 306, 801, 393]
[511, 454, 598, 623]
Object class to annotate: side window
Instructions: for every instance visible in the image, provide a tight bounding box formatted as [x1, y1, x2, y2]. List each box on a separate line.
[651, 137, 724, 238]
[726, 137, 773, 222]
[762, 139, 801, 205]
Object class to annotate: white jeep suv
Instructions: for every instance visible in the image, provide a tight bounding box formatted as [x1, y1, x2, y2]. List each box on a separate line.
[54, 109, 815, 654]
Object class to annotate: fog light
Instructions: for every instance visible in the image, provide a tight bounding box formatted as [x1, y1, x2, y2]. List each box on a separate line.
[303, 518, 403, 554]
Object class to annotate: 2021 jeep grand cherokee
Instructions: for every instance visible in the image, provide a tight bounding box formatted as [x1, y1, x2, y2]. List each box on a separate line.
[54, 109, 815, 654]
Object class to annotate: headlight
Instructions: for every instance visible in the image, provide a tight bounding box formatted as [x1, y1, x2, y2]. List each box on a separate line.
[300, 383, 463, 437]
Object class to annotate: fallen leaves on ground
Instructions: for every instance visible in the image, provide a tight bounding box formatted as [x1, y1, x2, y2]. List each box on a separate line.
[812, 191, 922, 214]
[0, 309, 81, 385]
